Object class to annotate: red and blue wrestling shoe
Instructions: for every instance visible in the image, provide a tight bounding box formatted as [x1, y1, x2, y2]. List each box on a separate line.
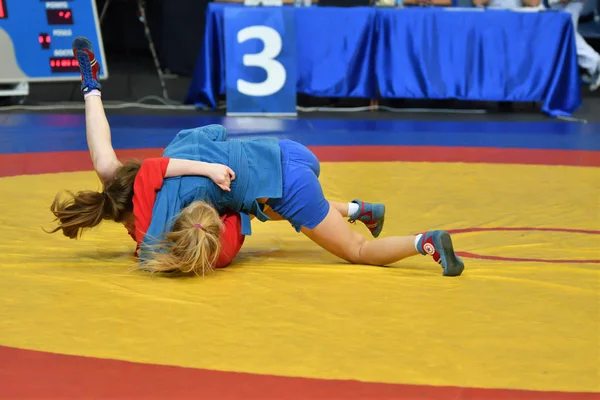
[417, 231, 464, 277]
[348, 200, 385, 238]
[72, 36, 102, 93]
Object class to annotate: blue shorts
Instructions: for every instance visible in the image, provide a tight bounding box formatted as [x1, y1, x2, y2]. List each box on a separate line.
[267, 139, 330, 232]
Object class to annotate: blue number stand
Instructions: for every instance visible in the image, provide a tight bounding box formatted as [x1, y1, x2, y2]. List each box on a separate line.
[224, 6, 297, 117]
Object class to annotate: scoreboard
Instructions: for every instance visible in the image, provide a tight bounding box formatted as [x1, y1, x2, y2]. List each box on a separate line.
[0, 0, 107, 83]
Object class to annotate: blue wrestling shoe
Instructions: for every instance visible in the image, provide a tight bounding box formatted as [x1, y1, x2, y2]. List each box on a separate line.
[72, 37, 102, 93]
[348, 200, 385, 238]
[417, 231, 464, 277]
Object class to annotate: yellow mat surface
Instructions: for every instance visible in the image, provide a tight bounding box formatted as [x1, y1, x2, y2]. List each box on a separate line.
[0, 162, 598, 393]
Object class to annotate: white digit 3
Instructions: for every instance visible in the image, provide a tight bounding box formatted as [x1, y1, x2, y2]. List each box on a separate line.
[236, 25, 287, 97]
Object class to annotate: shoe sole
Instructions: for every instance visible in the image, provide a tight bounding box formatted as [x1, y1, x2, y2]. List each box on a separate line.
[72, 37, 93, 51]
[372, 204, 385, 238]
[438, 231, 464, 277]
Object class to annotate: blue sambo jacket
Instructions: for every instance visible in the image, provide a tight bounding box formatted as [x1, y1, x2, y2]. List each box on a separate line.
[140, 124, 282, 260]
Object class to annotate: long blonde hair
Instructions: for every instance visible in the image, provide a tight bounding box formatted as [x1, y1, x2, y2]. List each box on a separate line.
[142, 201, 223, 276]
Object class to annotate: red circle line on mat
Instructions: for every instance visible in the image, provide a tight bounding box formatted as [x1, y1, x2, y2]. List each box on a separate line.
[445, 227, 600, 264]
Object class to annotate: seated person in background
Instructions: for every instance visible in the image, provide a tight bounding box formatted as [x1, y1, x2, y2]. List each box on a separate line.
[548, 0, 600, 90]
[403, 0, 454, 6]
[472, 0, 542, 8]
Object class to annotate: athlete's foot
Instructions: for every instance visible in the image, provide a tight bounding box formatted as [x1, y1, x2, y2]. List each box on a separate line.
[348, 200, 385, 238]
[72, 36, 102, 94]
[416, 231, 464, 277]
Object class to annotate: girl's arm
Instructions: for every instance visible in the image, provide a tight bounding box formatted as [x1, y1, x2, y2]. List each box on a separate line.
[165, 158, 236, 192]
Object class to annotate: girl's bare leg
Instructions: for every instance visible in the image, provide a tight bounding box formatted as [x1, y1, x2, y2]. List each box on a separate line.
[265, 200, 382, 229]
[73, 36, 120, 184]
[84, 96, 121, 183]
[266, 201, 349, 220]
[329, 201, 350, 216]
[301, 207, 417, 265]
[300, 206, 464, 276]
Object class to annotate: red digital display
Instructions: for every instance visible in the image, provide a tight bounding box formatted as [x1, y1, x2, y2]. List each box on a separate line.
[47, 9, 74, 25]
[0, 0, 7, 19]
[50, 57, 79, 73]
[39, 33, 51, 50]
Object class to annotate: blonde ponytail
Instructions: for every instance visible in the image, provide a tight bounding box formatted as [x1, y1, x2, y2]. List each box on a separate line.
[142, 201, 223, 276]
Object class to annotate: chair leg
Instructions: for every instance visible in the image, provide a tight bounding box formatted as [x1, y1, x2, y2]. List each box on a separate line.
[99, 0, 112, 24]
[137, 0, 170, 100]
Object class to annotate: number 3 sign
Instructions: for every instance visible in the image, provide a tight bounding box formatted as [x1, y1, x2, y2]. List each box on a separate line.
[224, 7, 297, 116]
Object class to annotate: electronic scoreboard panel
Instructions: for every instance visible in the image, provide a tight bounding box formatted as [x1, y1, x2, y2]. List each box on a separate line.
[0, 0, 107, 83]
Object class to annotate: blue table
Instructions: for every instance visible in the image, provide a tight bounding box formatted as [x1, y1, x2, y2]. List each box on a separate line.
[187, 4, 581, 117]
